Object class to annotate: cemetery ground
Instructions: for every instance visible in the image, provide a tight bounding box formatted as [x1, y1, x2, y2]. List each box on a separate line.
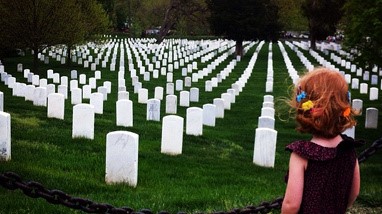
[0, 39, 381, 213]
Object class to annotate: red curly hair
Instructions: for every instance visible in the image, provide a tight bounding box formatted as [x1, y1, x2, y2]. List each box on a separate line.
[291, 68, 357, 138]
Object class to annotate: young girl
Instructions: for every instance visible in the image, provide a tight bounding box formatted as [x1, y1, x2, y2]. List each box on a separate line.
[281, 68, 363, 214]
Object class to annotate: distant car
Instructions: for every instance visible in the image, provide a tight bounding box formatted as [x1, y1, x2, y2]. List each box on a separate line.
[145, 28, 160, 35]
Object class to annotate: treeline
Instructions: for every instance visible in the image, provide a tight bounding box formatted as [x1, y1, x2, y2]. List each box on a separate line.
[0, 0, 380, 71]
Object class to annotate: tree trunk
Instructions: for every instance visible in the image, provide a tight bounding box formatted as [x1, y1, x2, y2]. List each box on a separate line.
[235, 40, 243, 57]
[310, 35, 316, 50]
[310, 36, 317, 50]
[32, 46, 39, 74]
[157, 0, 177, 44]
[66, 45, 72, 68]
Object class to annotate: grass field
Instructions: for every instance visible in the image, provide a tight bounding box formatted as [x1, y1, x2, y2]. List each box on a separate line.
[0, 39, 381, 213]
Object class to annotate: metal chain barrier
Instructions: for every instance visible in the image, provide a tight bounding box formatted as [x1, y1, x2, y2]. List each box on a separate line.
[1, 137, 381, 213]
[358, 137, 382, 163]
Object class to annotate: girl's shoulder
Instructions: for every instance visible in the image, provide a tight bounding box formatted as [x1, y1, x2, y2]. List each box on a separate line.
[285, 134, 364, 161]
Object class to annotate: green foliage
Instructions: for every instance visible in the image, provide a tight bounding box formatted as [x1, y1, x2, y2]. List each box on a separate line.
[0, 0, 109, 73]
[301, 0, 346, 48]
[275, 0, 308, 31]
[343, 0, 382, 69]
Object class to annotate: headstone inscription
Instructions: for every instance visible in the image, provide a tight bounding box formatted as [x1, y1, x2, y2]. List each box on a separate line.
[105, 131, 139, 187]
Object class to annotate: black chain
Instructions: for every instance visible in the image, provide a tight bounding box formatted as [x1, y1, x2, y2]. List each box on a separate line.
[358, 137, 382, 163]
[1, 137, 381, 213]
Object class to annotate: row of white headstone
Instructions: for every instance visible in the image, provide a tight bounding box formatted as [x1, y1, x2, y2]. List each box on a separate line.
[253, 95, 277, 168]
[105, 41, 267, 186]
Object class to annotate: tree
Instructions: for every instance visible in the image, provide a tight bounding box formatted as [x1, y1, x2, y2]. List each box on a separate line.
[206, 0, 281, 57]
[343, 0, 382, 69]
[301, 0, 346, 50]
[62, 0, 110, 66]
[0, 0, 109, 73]
[157, 0, 208, 43]
[275, 0, 308, 31]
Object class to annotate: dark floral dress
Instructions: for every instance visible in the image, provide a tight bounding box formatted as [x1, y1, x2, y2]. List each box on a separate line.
[285, 134, 364, 214]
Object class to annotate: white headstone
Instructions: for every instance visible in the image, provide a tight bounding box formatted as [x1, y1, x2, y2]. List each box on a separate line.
[213, 98, 225, 118]
[90, 92, 104, 114]
[221, 93, 232, 110]
[103, 81, 111, 94]
[261, 107, 275, 118]
[143, 72, 150, 81]
[227, 89, 236, 103]
[352, 99, 363, 115]
[89, 77, 97, 89]
[186, 107, 203, 136]
[167, 73, 173, 82]
[154, 87, 164, 100]
[253, 128, 278, 167]
[70, 80, 78, 92]
[190, 88, 199, 102]
[134, 82, 142, 94]
[185, 77, 192, 87]
[179, 91, 190, 107]
[146, 99, 161, 121]
[203, 104, 216, 127]
[0, 112, 11, 161]
[351, 78, 359, 89]
[47, 93, 65, 119]
[95, 70, 101, 79]
[32, 75, 40, 86]
[365, 108, 378, 129]
[71, 70, 77, 79]
[262, 102, 274, 108]
[17, 63, 23, 72]
[105, 131, 139, 187]
[343, 126, 355, 139]
[72, 104, 95, 139]
[371, 75, 378, 85]
[79, 74, 86, 84]
[58, 85, 68, 99]
[60, 76, 68, 86]
[138, 88, 148, 104]
[360, 83, 368, 94]
[258, 116, 275, 129]
[25, 85, 36, 101]
[263, 95, 274, 103]
[33, 87, 47, 107]
[166, 83, 174, 95]
[46, 84, 55, 96]
[165, 95, 177, 114]
[116, 99, 133, 127]
[71, 88, 82, 105]
[176, 80, 183, 91]
[369, 87, 379, 100]
[98, 86, 108, 101]
[118, 91, 129, 100]
[82, 85, 92, 99]
[161, 115, 184, 155]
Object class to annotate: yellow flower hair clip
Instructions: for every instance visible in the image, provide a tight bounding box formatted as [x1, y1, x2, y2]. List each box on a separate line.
[302, 100, 314, 111]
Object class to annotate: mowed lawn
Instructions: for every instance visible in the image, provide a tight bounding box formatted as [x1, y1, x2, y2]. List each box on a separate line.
[0, 39, 381, 213]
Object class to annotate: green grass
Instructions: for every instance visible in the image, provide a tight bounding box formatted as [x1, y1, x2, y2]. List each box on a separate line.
[0, 39, 381, 213]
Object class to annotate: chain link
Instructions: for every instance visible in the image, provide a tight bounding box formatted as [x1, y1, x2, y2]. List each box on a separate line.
[1, 137, 381, 213]
[358, 137, 382, 163]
